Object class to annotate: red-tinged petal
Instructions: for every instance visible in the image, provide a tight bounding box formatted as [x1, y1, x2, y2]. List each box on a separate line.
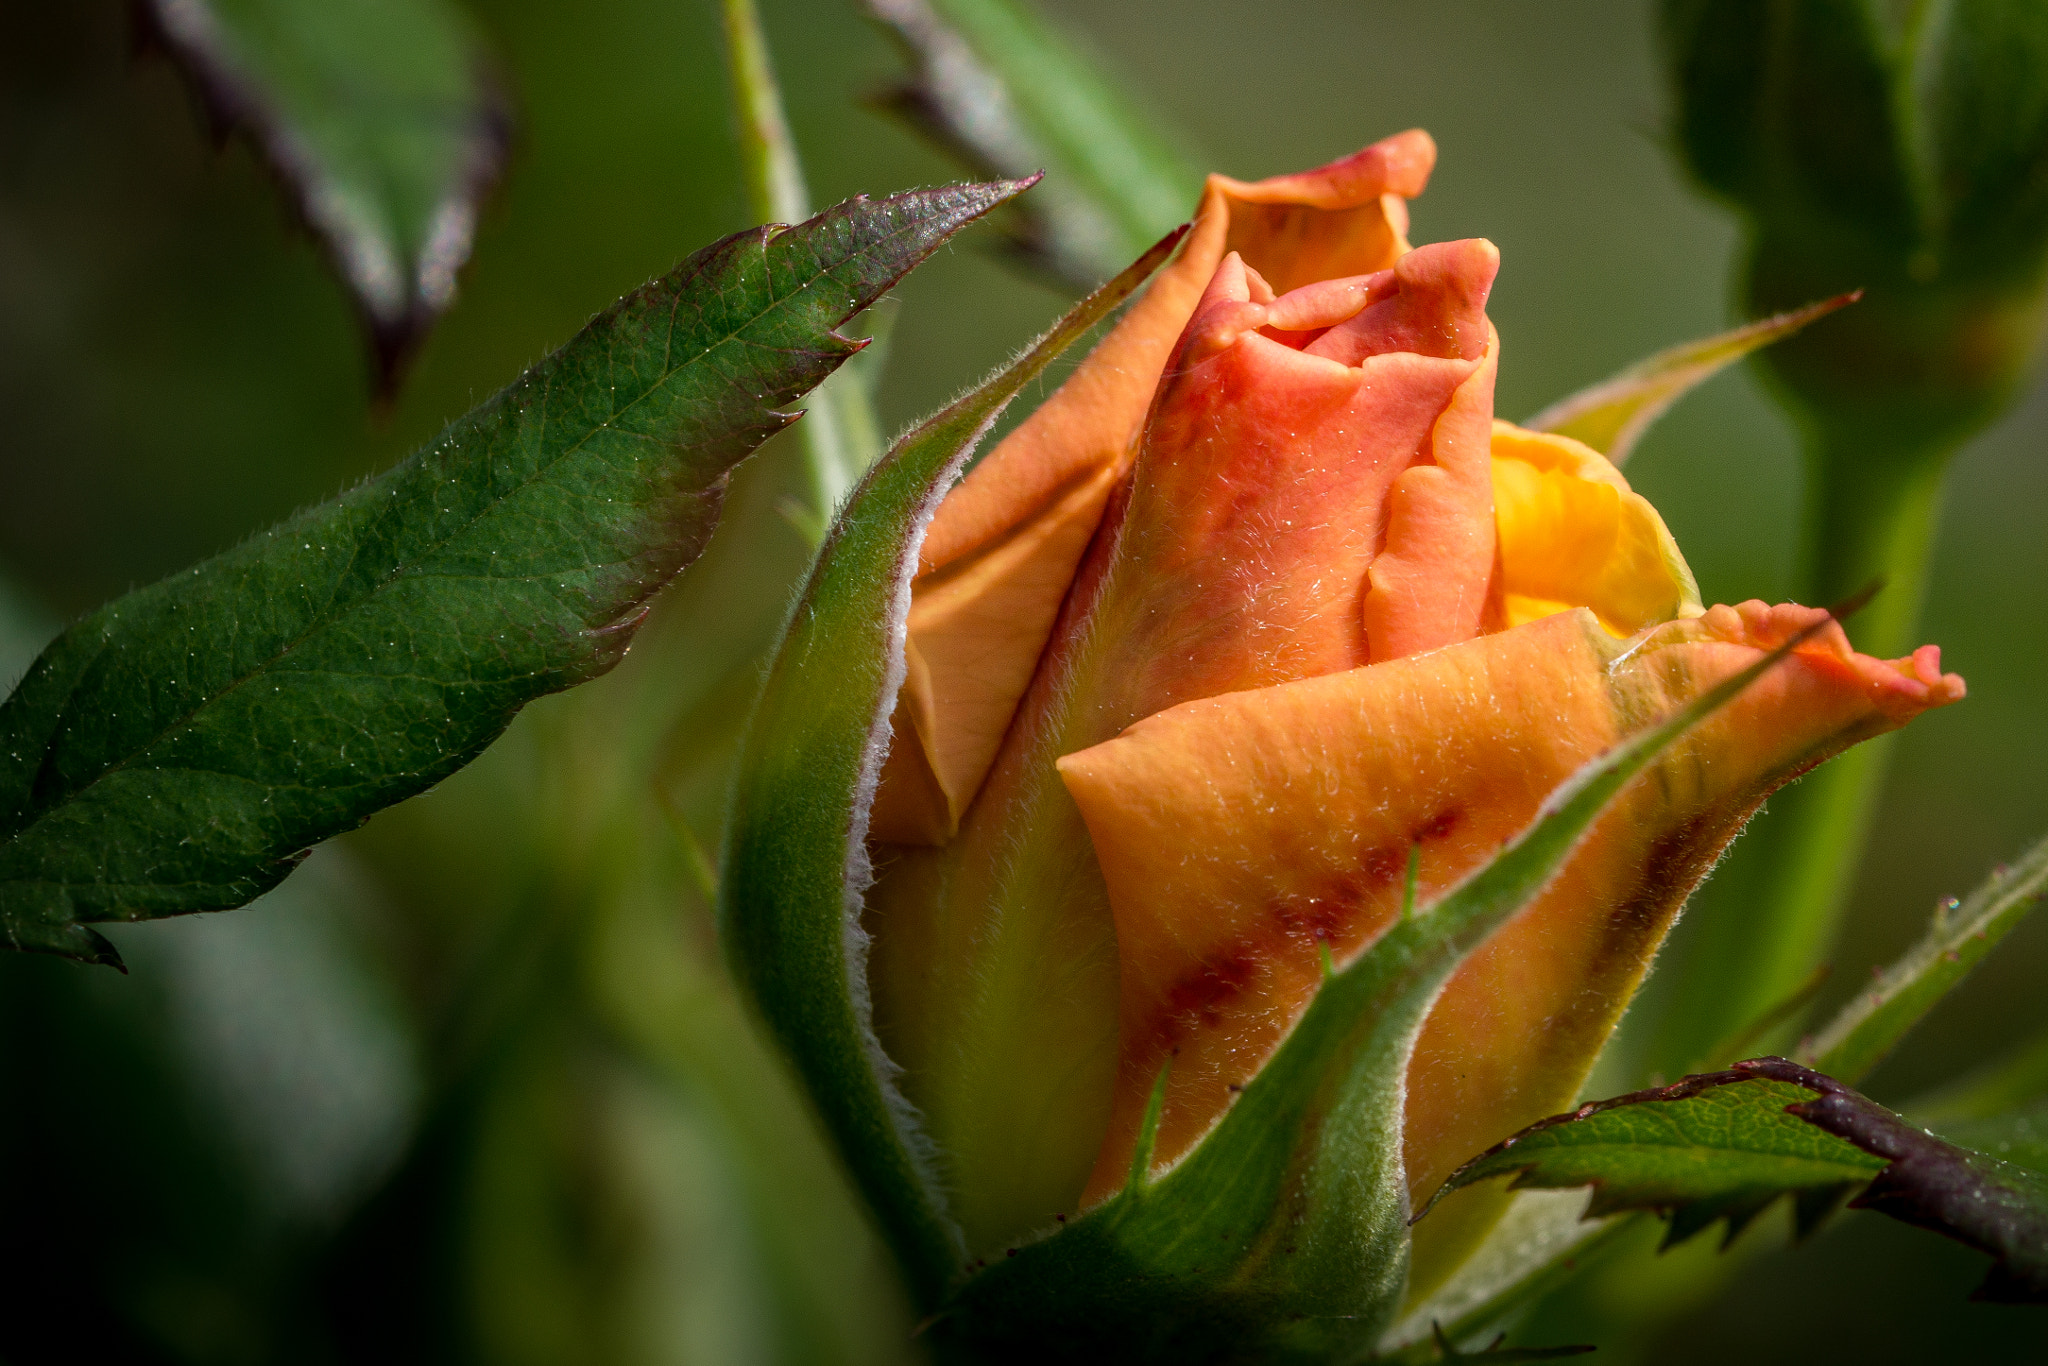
[1057, 605, 1963, 1228]
[1075, 240, 1497, 723]
[874, 131, 1438, 844]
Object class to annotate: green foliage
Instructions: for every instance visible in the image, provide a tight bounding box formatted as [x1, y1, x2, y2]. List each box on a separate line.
[718, 219, 1179, 1305]
[865, 0, 1202, 287]
[141, 0, 511, 389]
[1431, 1070, 1882, 1251]
[1525, 293, 1855, 464]
[1440, 1058, 2048, 1304]
[0, 182, 1018, 968]
[1804, 830, 2048, 1083]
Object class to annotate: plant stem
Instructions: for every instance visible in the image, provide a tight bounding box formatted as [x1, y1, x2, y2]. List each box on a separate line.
[721, 0, 808, 227]
[718, 0, 876, 533]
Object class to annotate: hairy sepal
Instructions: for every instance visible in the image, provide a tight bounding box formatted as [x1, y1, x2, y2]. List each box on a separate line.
[718, 220, 1184, 1306]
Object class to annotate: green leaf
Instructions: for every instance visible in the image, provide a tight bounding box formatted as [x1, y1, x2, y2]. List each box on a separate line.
[1436, 1057, 2048, 1305]
[929, 587, 1844, 1362]
[142, 0, 511, 392]
[1429, 1067, 1883, 1252]
[1803, 830, 2048, 1084]
[718, 222, 1185, 1306]
[865, 0, 1203, 288]
[0, 180, 1026, 968]
[1524, 293, 1858, 464]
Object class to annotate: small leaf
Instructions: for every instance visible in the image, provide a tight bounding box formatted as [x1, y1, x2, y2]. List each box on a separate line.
[718, 222, 1184, 1306]
[1524, 293, 1858, 463]
[141, 0, 513, 393]
[0, 180, 1025, 967]
[1804, 830, 2048, 1084]
[1429, 1066, 1884, 1251]
[864, 0, 1202, 288]
[1437, 1056, 2048, 1304]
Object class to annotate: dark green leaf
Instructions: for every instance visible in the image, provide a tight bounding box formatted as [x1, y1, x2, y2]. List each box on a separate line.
[933, 592, 1844, 1362]
[718, 222, 1184, 1306]
[1804, 830, 2048, 1084]
[142, 0, 511, 391]
[0, 180, 1026, 968]
[1429, 1066, 1884, 1251]
[865, 0, 1202, 287]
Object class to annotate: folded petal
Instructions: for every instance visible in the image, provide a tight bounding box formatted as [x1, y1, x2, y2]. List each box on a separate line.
[1057, 605, 1963, 1220]
[1072, 239, 1497, 722]
[871, 130, 1439, 844]
[1490, 421, 1703, 636]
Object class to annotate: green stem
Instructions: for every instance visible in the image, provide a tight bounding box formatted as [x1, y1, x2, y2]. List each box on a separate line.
[721, 0, 809, 226]
[719, 0, 878, 533]
[1657, 439, 1952, 1068]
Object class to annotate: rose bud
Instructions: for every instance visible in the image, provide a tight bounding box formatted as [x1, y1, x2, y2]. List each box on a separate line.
[807, 133, 1965, 1311]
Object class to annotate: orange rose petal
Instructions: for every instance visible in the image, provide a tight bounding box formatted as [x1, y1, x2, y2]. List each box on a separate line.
[1057, 605, 1963, 1211]
[875, 131, 1439, 844]
[1070, 243, 1494, 725]
[868, 460, 1126, 843]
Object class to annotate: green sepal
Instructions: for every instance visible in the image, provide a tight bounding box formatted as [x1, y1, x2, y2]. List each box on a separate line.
[141, 0, 510, 392]
[0, 181, 1022, 966]
[1525, 293, 1856, 464]
[1803, 829, 2048, 1084]
[925, 605, 1841, 1362]
[718, 221, 1185, 1306]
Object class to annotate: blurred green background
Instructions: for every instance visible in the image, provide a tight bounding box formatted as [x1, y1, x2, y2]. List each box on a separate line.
[2, 0, 2044, 1361]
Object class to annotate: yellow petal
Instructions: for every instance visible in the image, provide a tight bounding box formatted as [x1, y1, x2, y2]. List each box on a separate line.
[873, 131, 1438, 844]
[1057, 604, 1962, 1231]
[1489, 421, 1703, 636]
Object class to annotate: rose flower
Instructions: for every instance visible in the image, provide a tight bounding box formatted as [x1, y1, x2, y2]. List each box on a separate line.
[858, 130, 1964, 1288]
